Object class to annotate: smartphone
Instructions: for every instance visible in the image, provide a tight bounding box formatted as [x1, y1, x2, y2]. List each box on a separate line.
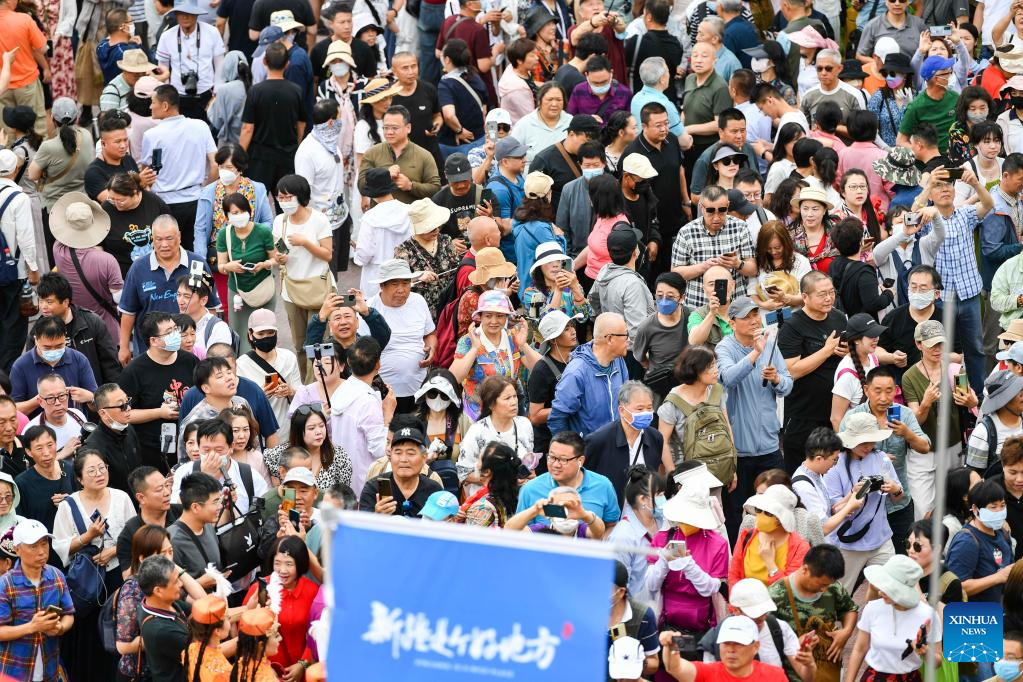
[151, 147, 163, 173]
[189, 260, 204, 277]
[883, 278, 895, 288]
[887, 405, 899, 423]
[479, 187, 496, 210]
[378, 478, 393, 499]
[486, 120, 499, 142]
[288, 508, 301, 529]
[281, 488, 296, 513]
[765, 285, 781, 295]
[713, 279, 728, 305]
[44, 605, 64, 616]
[371, 374, 387, 396]
[609, 623, 626, 640]
[668, 539, 687, 554]
[945, 167, 965, 181]
[264, 373, 280, 391]
[929, 25, 952, 36]
[956, 369, 969, 394]
[339, 293, 357, 308]
[542, 503, 567, 518]
[241, 263, 256, 271]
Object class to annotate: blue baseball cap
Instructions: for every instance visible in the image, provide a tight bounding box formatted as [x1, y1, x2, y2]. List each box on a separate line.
[254, 25, 284, 57]
[920, 55, 955, 82]
[421, 491, 459, 521]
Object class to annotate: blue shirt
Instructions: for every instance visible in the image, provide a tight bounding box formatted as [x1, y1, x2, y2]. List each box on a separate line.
[179, 376, 279, 441]
[119, 246, 221, 348]
[932, 205, 983, 301]
[9, 348, 98, 416]
[823, 448, 900, 551]
[487, 174, 526, 264]
[714, 335, 792, 457]
[714, 46, 742, 81]
[631, 87, 683, 137]
[285, 45, 316, 126]
[722, 17, 760, 69]
[516, 469, 622, 525]
[512, 221, 566, 295]
[946, 524, 1013, 604]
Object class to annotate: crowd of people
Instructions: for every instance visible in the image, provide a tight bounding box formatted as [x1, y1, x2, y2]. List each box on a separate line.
[4, 0, 1023, 678]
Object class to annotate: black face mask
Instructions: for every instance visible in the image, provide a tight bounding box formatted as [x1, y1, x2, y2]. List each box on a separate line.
[1012, 96, 1023, 110]
[250, 334, 278, 353]
[634, 180, 651, 193]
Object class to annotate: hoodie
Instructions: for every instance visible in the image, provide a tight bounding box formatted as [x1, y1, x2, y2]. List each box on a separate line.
[828, 256, 893, 321]
[355, 199, 413, 299]
[548, 342, 629, 436]
[95, 39, 154, 84]
[588, 263, 655, 346]
[330, 378, 389, 496]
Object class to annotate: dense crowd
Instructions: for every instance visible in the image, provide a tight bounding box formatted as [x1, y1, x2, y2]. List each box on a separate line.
[4, 0, 1023, 678]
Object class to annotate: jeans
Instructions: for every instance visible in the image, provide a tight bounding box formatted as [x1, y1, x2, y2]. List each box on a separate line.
[418, 2, 445, 85]
[957, 293, 985, 397]
[725, 450, 784, 544]
[439, 136, 485, 160]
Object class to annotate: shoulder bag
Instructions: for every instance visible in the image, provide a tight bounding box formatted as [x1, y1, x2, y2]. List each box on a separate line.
[281, 215, 333, 310]
[69, 248, 120, 319]
[226, 225, 275, 307]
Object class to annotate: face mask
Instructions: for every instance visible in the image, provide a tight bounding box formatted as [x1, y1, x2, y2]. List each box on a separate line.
[313, 120, 341, 149]
[279, 199, 299, 215]
[655, 494, 666, 509]
[107, 417, 129, 432]
[219, 168, 238, 185]
[330, 62, 350, 77]
[551, 518, 579, 535]
[426, 396, 450, 412]
[625, 408, 653, 430]
[750, 57, 771, 73]
[885, 75, 904, 89]
[582, 167, 603, 180]
[40, 347, 65, 363]
[908, 290, 935, 310]
[251, 334, 278, 353]
[755, 512, 780, 533]
[227, 212, 250, 228]
[634, 180, 650, 193]
[590, 83, 611, 95]
[967, 110, 989, 124]
[125, 23, 135, 36]
[656, 298, 679, 315]
[679, 522, 701, 536]
[1012, 96, 1023, 110]
[995, 661, 1023, 682]
[978, 506, 1007, 530]
[162, 330, 182, 353]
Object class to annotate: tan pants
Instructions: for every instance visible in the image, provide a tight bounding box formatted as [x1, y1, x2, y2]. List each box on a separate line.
[0, 80, 46, 139]
[284, 300, 315, 383]
[838, 539, 895, 594]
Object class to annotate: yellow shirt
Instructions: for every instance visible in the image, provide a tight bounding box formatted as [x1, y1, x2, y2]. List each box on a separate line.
[743, 532, 789, 583]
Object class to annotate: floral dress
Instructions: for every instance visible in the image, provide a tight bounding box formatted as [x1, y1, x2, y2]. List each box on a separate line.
[116, 577, 147, 678]
[791, 222, 838, 273]
[394, 234, 459, 318]
[867, 89, 912, 147]
[262, 442, 353, 490]
[453, 330, 526, 421]
[39, 0, 76, 100]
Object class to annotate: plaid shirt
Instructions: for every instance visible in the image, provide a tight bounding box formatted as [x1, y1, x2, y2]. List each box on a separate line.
[670, 215, 755, 307]
[0, 562, 75, 681]
[933, 205, 983, 301]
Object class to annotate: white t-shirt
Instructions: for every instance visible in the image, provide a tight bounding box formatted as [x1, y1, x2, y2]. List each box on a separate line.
[858, 598, 940, 674]
[26, 408, 86, 449]
[979, 0, 1014, 46]
[833, 353, 880, 405]
[171, 455, 270, 515]
[765, 160, 796, 195]
[773, 110, 811, 145]
[354, 119, 385, 155]
[368, 293, 436, 397]
[194, 312, 232, 359]
[702, 616, 798, 666]
[747, 254, 812, 299]
[236, 348, 302, 443]
[272, 210, 334, 304]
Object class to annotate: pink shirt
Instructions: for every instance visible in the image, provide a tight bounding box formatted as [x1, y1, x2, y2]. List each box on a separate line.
[586, 213, 628, 279]
[52, 243, 123, 343]
[838, 141, 891, 212]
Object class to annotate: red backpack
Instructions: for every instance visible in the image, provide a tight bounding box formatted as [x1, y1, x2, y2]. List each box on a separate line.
[434, 287, 476, 368]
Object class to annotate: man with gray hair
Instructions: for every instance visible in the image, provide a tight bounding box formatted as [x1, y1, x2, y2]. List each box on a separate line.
[625, 0, 683, 105]
[717, 0, 759, 69]
[138, 554, 205, 682]
[583, 380, 664, 507]
[799, 48, 864, 128]
[696, 16, 742, 81]
[631, 57, 685, 138]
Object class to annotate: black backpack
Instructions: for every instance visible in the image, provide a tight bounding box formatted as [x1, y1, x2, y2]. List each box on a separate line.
[0, 188, 24, 287]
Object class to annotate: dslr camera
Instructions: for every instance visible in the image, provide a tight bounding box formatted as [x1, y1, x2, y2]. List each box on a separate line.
[304, 343, 335, 361]
[182, 70, 199, 96]
[855, 474, 886, 499]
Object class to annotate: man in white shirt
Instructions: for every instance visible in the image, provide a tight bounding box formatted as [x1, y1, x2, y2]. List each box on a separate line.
[295, 98, 349, 270]
[24, 375, 87, 457]
[139, 85, 218, 254]
[176, 274, 231, 359]
[0, 149, 39, 372]
[154, 1, 225, 120]
[754, 84, 810, 146]
[234, 308, 301, 443]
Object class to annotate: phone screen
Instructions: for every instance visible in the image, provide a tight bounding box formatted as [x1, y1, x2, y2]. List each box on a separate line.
[713, 279, 728, 305]
[480, 188, 496, 209]
[289, 508, 301, 529]
[542, 504, 567, 518]
[378, 478, 393, 499]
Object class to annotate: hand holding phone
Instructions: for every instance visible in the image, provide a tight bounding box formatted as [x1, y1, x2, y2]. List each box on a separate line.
[542, 503, 567, 518]
[377, 478, 393, 500]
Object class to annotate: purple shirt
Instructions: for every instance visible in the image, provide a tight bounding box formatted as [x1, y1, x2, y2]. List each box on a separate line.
[52, 243, 123, 342]
[566, 80, 633, 119]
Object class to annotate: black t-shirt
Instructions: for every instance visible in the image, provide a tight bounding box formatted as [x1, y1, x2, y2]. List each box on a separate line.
[626, 30, 684, 107]
[624, 134, 684, 241]
[392, 80, 443, 156]
[877, 304, 943, 382]
[625, 191, 661, 246]
[530, 144, 581, 212]
[995, 474, 1023, 561]
[139, 600, 191, 682]
[116, 507, 181, 571]
[247, 0, 314, 50]
[527, 354, 567, 455]
[217, 0, 259, 57]
[102, 191, 171, 276]
[358, 474, 442, 516]
[84, 155, 140, 201]
[777, 308, 847, 426]
[14, 462, 76, 533]
[118, 351, 198, 470]
[241, 78, 306, 151]
[432, 184, 482, 239]
[554, 64, 585, 99]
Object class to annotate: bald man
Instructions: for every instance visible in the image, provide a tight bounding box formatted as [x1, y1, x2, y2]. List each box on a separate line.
[688, 266, 735, 348]
[682, 42, 733, 182]
[457, 217, 502, 294]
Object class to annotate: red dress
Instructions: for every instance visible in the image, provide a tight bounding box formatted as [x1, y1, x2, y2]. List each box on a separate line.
[244, 577, 318, 670]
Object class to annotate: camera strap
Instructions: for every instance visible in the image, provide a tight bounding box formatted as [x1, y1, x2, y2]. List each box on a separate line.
[176, 24, 201, 72]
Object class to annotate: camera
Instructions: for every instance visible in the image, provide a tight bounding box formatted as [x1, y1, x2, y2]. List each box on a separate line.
[304, 343, 335, 361]
[855, 474, 886, 499]
[183, 71, 199, 96]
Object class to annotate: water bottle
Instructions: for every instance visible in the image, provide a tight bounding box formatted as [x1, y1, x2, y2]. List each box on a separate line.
[233, 294, 243, 312]
[19, 281, 37, 317]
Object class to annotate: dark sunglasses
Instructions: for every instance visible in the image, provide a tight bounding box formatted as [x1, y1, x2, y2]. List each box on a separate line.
[718, 156, 744, 167]
[906, 540, 923, 553]
[425, 390, 445, 400]
[703, 206, 729, 214]
[815, 65, 836, 72]
[295, 403, 325, 417]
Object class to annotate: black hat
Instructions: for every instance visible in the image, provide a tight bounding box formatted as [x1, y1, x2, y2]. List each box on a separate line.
[568, 114, 600, 134]
[846, 312, 887, 339]
[726, 189, 756, 217]
[391, 426, 427, 447]
[524, 7, 557, 38]
[880, 53, 914, 74]
[2, 106, 36, 133]
[363, 168, 399, 198]
[444, 153, 472, 184]
[840, 59, 868, 80]
[606, 223, 640, 260]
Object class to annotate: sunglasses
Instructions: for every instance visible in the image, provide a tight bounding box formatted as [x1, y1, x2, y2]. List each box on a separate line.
[295, 403, 325, 417]
[703, 206, 729, 214]
[906, 540, 923, 553]
[717, 156, 743, 167]
[425, 390, 446, 400]
[815, 65, 836, 72]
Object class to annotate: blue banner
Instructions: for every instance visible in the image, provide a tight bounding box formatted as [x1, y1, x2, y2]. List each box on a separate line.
[326, 513, 616, 680]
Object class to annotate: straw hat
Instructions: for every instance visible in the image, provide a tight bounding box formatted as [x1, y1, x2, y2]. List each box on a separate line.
[361, 78, 402, 104]
[790, 187, 834, 211]
[467, 247, 516, 285]
[407, 198, 450, 235]
[116, 49, 157, 73]
[49, 192, 111, 249]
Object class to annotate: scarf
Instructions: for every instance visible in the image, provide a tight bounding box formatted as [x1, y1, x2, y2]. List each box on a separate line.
[313, 120, 341, 154]
[211, 177, 257, 246]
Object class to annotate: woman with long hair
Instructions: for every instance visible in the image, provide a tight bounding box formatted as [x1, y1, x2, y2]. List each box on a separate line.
[2, 106, 46, 272]
[763, 122, 806, 199]
[438, 39, 488, 158]
[956, 121, 1004, 205]
[579, 174, 630, 283]
[1004, 555, 1023, 632]
[181, 595, 232, 682]
[789, 186, 837, 272]
[463, 441, 522, 528]
[706, 144, 746, 190]
[750, 221, 810, 311]
[208, 51, 252, 145]
[262, 404, 353, 489]
[456, 375, 534, 493]
[837, 111, 890, 211]
[220, 405, 273, 485]
[601, 110, 638, 173]
[414, 370, 470, 478]
[788, 28, 836, 96]
[231, 608, 281, 682]
[867, 53, 915, 147]
[807, 146, 841, 206]
[830, 313, 884, 429]
[607, 465, 665, 595]
[748, 40, 796, 105]
[947, 86, 994, 165]
[215, 192, 278, 345]
[767, 178, 808, 226]
[941, 466, 982, 542]
[832, 169, 886, 249]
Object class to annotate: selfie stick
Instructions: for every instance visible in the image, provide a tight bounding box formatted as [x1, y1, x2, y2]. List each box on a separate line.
[761, 331, 776, 388]
[311, 346, 332, 410]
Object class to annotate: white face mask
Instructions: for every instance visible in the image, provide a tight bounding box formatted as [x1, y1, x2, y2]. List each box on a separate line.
[425, 396, 450, 412]
[125, 22, 135, 36]
[219, 168, 238, 185]
[279, 199, 299, 215]
[908, 290, 935, 310]
[227, 212, 250, 228]
[751, 57, 771, 73]
[552, 518, 580, 535]
[330, 62, 350, 77]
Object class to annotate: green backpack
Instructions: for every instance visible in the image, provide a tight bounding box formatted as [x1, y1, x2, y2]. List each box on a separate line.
[665, 384, 736, 485]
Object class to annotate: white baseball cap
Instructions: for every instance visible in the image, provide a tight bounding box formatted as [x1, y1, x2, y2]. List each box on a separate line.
[873, 36, 901, 61]
[13, 519, 53, 546]
[716, 615, 759, 645]
[282, 466, 316, 487]
[622, 153, 658, 179]
[608, 636, 644, 679]
[0, 150, 17, 176]
[730, 578, 777, 619]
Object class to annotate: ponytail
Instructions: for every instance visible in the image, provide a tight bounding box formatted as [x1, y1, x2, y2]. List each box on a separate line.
[849, 338, 868, 405]
[57, 118, 78, 157]
[442, 39, 476, 77]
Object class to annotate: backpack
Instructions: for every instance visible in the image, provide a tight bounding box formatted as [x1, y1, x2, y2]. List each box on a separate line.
[978, 413, 1002, 478]
[188, 460, 262, 577]
[434, 252, 476, 314]
[63, 497, 108, 618]
[665, 384, 736, 484]
[99, 585, 121, 654]
[203, 315, 241, 355]
[0, 188, 24, 287]
[433, 287, 475, 369]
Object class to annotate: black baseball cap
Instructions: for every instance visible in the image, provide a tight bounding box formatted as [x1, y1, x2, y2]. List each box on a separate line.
[391, 426, 427, 447]
[606, 223, 640, 260]
[444, 153, 472, 183]
[568, 115, 600, 134]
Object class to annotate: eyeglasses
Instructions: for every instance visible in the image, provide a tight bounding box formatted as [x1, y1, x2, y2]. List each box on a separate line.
[84, 464, 108, 477]
[41, 392, 70, 405]
[547, 454, 582, 466]
[815, 65, 836, 72]
[702, 206, 728, 214]
[888, 0, 908, 4]
[605, 333, 629, 339]
[812, 289, 836, 299]
[741, 191, 760, 202]
[0, 495, 13, 505]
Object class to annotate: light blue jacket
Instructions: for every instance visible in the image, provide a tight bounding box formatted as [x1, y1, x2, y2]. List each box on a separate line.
[715, 335, 792, 456]
[512, 220, 566, 295]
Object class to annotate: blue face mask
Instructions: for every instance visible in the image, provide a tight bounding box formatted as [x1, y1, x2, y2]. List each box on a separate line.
[995, 661, 1023, 682]
[40, 347, 65, 364]
[885, 75, 904, 89]
[626, 408, 654, 430]
[582, 167, 604, 180]
[978, 506, 1008, 530]
[590, 83, 611, 95]
[656, 298, 679, 315]
[162, 330, 182, 353]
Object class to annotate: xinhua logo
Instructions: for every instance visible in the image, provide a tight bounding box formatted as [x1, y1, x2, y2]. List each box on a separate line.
[943, 602, 1003, 662]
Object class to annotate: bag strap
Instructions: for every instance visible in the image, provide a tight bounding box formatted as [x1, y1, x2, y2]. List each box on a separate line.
[237, 462, 255, 505]
[0, 188, 23, 258]
[984, 414, 998, 462]
[245, 350, 280, 377]
[175, 520, 211, 566]
[69, 248, 119, 319]
[450, 74, 484, 113]
[764, 616, 787, 666]
[554, 142, 581, 179]
[539, 354, 562, 382]
[444, 15, 470, 42]
[781, 577, 804, 633]
[66, 495, 88, 536]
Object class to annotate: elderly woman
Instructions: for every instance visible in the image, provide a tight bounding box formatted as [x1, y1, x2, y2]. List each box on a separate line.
[728, 484, 810, 588]
[263, 404, 353, 489]
[456, 375, 534, 495]
[463, 441, 523, 528]
[394, 198, 458, 318]
[195, 144, 274, 312]
[450, 290, 541, 420]
[509, 82, 572, 169]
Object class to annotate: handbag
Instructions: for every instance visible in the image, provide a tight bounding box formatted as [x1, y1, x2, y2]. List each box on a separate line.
[226, 225, 275, 307]
[212, 465, 262, 578]
[64, 498, 108, 618]
[280, 215, 333, 310]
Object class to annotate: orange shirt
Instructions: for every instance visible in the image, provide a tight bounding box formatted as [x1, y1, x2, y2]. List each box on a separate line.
[181, 642, 232, 682]
[0, 9, 47, 89]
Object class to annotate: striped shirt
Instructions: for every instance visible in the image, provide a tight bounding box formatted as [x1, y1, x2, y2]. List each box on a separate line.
[670, 215, 754, 307]
[933, 205, 983, 300]
[0, 563, 75, 681]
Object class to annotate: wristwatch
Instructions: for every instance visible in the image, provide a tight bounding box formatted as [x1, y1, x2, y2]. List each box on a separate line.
[767, 568, 779, 578]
